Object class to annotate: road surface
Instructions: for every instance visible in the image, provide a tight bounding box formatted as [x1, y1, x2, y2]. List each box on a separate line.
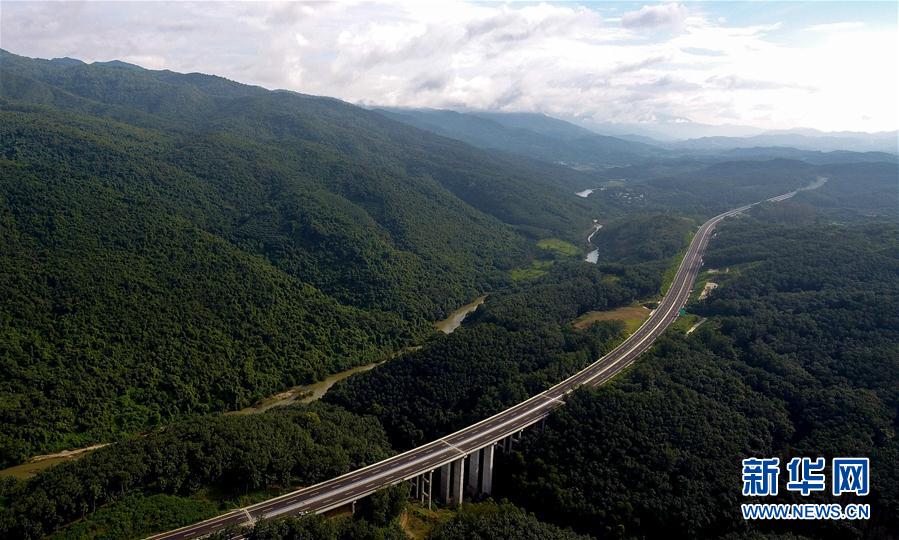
[148, 197, 768, 540]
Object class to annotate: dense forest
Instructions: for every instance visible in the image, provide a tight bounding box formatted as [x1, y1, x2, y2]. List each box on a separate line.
[325, 261, 661, 448]
[0, 402, 393, 539]
[0, 49, 612, 465]
[497, 219, 899, 539]
[428, 502, 592, 540]
[4, 49, 881, 467]
[588, 158, 898, 220]
[591, 213, 694, 264]
[201, 498, 585, 540]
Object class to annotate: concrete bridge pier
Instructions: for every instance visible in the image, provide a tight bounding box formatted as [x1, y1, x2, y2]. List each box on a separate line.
[436, 458, 465, 507]
[438, 463, 451, 505]
[465, 451, 480, 496]
[450, 458, 464, 506]
[428, 438, 509, 508]
[481, 444, 494, 495]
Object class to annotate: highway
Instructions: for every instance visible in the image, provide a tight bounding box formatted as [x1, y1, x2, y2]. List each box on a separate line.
[148, 196, 768, 540]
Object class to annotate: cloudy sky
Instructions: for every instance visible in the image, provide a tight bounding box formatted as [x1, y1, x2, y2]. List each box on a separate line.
[2, 1, 897, 132]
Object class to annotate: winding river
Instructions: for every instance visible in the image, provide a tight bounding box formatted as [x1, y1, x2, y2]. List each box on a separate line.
[434, 295, 487, 333]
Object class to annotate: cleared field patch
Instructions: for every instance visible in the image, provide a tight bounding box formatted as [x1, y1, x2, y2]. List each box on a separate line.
[573, 304, 650, 333]
[698, 281, 718, 300]
[670, 312, 701, 334]
[537, 238, 579, 257]
[510, 259, 554, 281]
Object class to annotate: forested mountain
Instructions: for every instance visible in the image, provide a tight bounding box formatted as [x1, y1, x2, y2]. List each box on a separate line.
[2, 46, 897, 540]
[0, 402, 394, 539]
[0, 49, 605, 466]
[498, 219, 899, 539]
[326, 261, 662, 448]
[373, 108, 897, 173]
[714, 147, 897, 164]
[589, 157, 898, 220]
[472, 112, 600, 139]
[591, 214, 694, 264]
[674, 131, 898, 153]
[375, 108, 661, 166]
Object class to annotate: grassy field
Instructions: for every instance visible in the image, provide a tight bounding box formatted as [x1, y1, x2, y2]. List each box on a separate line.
[510, 259, 554, 281]
[573, 304, 650, 333]
[511, 237, 581, 281]
[537, 238, 580, 256]
[670, 312, 702, 334]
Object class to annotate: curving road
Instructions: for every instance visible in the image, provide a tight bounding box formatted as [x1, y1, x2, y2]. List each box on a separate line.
[148, 196, 775, 540]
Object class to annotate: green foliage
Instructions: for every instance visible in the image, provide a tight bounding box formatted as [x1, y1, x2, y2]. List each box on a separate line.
[356, 484, 410, 527]
[509, 260, 553, 281]
[593, 214, 694, 264]
[794, 162, 898, 220]
[0, 49, 613, 464]
[500, 221, 899, 539]
[0, 402, 393, 539]
[645, 159, 818, 213]
[217, 500, 588, 540]
[49, 494, 218, 540]
[473, 262, 661, 331]
[214, 513, 408, 540]
[430, 501, 593, 540]
[326, 262, 661, 448]
[537, 238, 580, 257]
[3, 48, 897, 540]
[617, 156, 896, 224]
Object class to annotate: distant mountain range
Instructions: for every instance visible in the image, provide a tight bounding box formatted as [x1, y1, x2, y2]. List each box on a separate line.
[375, 107, 662, 166]
[571, 117, 898, 153]
[670, 131, 898, 153]
[377, 107, 897, 167]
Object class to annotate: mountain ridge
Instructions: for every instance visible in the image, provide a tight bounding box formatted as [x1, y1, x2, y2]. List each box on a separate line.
[0, 49, 604, 465]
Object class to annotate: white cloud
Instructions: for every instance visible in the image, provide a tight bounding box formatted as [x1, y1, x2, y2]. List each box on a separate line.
[805, 21, 864, 32]
[0, 1, 895, 132]
[621, 3, 689, 30]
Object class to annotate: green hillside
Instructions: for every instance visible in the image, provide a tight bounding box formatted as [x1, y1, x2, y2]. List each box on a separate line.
[0, 50, 599, 466]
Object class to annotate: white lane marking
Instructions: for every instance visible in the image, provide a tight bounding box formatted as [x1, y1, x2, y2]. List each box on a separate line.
[439, 439, 465, 455]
